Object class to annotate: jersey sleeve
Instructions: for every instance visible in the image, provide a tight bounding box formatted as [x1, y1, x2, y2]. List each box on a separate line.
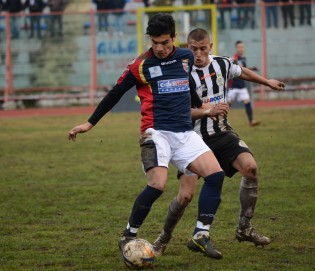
[228, 57, 242, 80]
[88, 69, 138, 126]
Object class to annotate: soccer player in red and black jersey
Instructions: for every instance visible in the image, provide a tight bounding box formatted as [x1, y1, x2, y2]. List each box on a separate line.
[68, 14, 229, 259]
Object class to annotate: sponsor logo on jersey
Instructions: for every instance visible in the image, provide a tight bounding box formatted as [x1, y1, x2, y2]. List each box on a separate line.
[158, 78, 189, 94]
[149, 66, 163, 78]
[216, 74, 224, 86]
[161, 60, 177, 65]
[200, 72, 216, 80]
[202, 94, 224, 104]
[196, 84, 208, 94]
[182, 59, 189, 73]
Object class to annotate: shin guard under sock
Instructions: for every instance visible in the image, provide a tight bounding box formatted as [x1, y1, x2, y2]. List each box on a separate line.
[193, 171, 224, 236]
[239, 177, 258, 229]
[126, 185, 163, 237]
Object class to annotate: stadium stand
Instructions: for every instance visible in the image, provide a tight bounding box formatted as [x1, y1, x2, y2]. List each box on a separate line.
[0, 0, 314, 109]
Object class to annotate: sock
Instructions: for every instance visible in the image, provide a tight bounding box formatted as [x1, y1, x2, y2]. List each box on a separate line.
[245, 102, 253, 123]
[193, 171, 224, 236]
[124, 185, 163, 237]
[239, 177, 258, 230]
[163, 197, 186, 235]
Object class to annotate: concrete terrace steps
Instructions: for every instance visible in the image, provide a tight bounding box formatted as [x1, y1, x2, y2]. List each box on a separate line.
[217, 25, 315, 78]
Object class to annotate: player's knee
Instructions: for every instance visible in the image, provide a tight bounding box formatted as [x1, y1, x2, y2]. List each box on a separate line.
[149, 182, 166, 191]
[147, 178, 167, 191]
[146, 168, 168, 191]
[243, 163, 258, 179]
[177, 191, 194, 207]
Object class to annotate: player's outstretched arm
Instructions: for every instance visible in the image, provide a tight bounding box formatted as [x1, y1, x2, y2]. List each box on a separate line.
[239, 67, 285, 91]
[68, 122, 94, 142]
[266, 79, 285, 91]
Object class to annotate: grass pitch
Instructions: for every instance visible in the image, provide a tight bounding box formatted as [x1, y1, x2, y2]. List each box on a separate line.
[0, 107, 314, 271]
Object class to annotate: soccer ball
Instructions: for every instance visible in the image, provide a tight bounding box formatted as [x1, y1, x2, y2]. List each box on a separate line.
[122, 239, 155, 269]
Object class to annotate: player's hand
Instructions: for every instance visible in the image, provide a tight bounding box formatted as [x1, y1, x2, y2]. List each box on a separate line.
[203, 103, 229, 120]
[68, 122, 94, 142]
[212, 103, 229, 117]
[268, 79, 285, 91]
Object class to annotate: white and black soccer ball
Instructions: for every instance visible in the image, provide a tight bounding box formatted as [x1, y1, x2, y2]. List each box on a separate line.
[122, 239, 155, 269]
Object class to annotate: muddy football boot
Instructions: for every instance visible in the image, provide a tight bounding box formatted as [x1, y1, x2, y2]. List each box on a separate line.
[236, 227, 271, 246]
[187, 235, 222, 259]
[152, 231, 172, 256]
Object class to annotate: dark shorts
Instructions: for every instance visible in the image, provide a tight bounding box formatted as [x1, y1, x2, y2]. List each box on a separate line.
[177, 131, 252, 179]
[203, 131, 252, 178]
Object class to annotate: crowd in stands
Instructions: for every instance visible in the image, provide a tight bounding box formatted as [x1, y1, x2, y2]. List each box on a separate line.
[0, 0, 313, 40]
[176, 0, 312, 30]
[0, 0, 67, 39]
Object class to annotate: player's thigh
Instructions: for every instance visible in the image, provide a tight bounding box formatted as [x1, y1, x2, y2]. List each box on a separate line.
[171, 131, 210, 176]
[146, 166, 168, 191]
[140, 128, 171, 172]
[227, 88, 237, 102]
[188, 150, 222, 178]
[232, 152, 258, 179]
[239, 88, 250, 102]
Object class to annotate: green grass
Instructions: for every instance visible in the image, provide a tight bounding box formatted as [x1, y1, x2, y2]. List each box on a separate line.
[0, 107, 314, 271]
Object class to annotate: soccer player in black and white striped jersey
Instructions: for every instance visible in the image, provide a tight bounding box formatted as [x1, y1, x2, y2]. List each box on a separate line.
[153, 28, 285, 259]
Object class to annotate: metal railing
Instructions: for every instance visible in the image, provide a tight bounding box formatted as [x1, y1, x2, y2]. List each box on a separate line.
[0, 2, 314, 108]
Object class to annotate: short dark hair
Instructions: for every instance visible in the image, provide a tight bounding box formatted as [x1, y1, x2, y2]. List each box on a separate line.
[235, 40, 243, 47]
[146, 13, 176, 37]
[187, 28, 210, 42]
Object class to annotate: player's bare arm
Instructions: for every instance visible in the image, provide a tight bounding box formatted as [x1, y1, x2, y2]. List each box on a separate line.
[191, 103, 229, 120]
[266, 79, 285, 90]
[239, 67, 285, 91]
[68, 122, 94, 142]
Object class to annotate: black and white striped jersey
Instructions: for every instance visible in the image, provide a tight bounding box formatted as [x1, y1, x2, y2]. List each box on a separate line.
[191, 55, 242, 138]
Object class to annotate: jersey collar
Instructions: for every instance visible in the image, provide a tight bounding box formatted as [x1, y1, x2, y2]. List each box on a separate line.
[149, 46, 177, 60]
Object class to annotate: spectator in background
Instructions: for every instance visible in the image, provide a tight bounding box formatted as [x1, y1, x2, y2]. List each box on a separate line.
[94, 0, 114, 34]
[25, 0, 46, 39]
[218, 0, 232, 30]
[48, 0, 67, 38]
[235, 0, 246, 29]
[280, 0, 295, 28]
[113, 0, 126, 36]
[297, 0, 311, 26]
[243, 0, 256, 29]
[154, 0, 174, 6]
[200, 0, 215, 27]
[149, 0, 174, 20]
[3, 0, 24, 39]
[235, 0, 256, 29]
[182, 0, 197, 26]
[0, 1, 3, 41]
[182, 0, 231, 30]
[264, 0, 279, 28]
[143, 0, 150, 6]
